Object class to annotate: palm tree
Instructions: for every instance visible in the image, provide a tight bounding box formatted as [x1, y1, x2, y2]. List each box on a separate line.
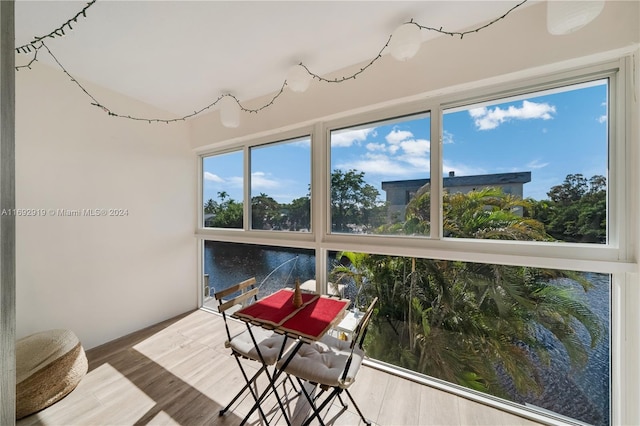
[339, 187, 602, 399]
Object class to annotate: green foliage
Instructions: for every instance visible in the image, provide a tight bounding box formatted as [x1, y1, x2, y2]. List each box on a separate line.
[331, 169, 382, 232]
[286, 196, 311, 230]
[334, 187, 603, 400]
[251, 193, 281, 230]
[204, 168, 387, 232]
[532, 173, 607, 243]
[203, 191, 243, 228]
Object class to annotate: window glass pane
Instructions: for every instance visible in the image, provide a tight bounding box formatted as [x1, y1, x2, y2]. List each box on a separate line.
[330, 252, 610, 425]
[330, 113, 431, 236]
[202, 151, 244, 229]
[250, 137, 311, 231]
[202, 241, 316, 309]
[443, 80, 608, 243]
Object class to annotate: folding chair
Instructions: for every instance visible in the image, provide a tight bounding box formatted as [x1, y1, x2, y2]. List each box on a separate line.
[215, 277, 293, 424]
[277, 297, 378, 426]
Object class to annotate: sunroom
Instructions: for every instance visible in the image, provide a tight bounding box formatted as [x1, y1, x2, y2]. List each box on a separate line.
[2, 1, 639, 425]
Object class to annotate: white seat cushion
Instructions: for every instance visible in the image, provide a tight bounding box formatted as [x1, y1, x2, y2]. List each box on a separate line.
[318, 333, 352, 351]
[277, 337, 364, 388]
[229, 327, 292, 365]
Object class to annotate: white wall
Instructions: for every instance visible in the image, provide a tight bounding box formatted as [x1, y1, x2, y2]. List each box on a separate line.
[15, 62, 197, 349]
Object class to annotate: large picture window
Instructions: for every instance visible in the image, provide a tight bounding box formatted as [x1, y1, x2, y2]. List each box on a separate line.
[250, 136, 311, 231]
[198, 61, 629, 426]
[202, 150, 244, 229]
[443, 79, 609, 244]
[328, 251, 610, 425]
[329, 112, 431, 236]
[202, 241, 315, 310]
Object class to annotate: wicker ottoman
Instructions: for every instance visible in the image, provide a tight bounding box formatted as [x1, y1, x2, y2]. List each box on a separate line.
[16, 329, 88, 419]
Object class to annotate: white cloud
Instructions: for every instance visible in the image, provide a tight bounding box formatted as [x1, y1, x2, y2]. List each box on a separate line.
[204, 172, 224, 182]
[337, 154, 404, 176]
[226, 176, 244, 188]
[598, 115, 607, 124]
[442, 130, 454, 144]
[468, 108, 486, 118]
[526, 159, 549, 170]
[251, 171, 280, 190]
[399, 138, 430, 156]
[366, 142, 386, 152]
[333, 127, 434, 179]
[331, 128, 376, 147]
[469, 100, 556, 130]
[385, 129, 413, 144]
[398, 154, 429, 169]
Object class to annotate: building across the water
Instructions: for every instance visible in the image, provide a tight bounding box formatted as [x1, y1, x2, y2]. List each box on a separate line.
[381, 171, 532, 219]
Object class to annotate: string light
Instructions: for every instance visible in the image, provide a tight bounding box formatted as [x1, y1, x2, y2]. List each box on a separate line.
[15, 44, 42, 71]
[15, 0, 96, 55]
[16, 0, 529, 124]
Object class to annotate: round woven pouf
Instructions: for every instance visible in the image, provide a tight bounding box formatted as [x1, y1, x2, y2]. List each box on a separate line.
[16, 329, 88, 419]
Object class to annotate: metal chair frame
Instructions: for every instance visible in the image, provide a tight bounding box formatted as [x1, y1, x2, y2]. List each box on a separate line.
[214, 278, 292, 425]
[286, 297, 378, 426]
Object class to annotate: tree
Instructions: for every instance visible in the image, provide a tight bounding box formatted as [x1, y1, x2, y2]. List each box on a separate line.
[251, 193, 281, 230]
[539, 174, 607, 243]
[331, 169, 382, 233]
[286, 196, 310, 231]
[336, 189, 602, 400]
[381, 185, 551, 241]
[547, 173, 588, 205]
[206, 191, 243, 228]
[442, 187, 551, 241]
[204, 198, 217, 214]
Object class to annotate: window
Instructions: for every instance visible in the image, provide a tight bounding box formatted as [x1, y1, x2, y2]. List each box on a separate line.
[202, 241, 316, 310]
[202, 150, 244, 229]
[198, 60, 631, 426]
[250, 137, 311, 231]
[443, 79, 609, 244]
[330, 251, 610, 425]
[330, 112, 431, 236]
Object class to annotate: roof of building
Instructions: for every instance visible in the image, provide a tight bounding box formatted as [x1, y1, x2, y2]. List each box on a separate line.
[381, 172, 531, 190]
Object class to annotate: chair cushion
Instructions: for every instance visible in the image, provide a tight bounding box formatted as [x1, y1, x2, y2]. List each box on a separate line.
[277, 338, 364, 388]
[16, 329, 88, 419]
[319, 333, 352, 351]
[229, 326, 292, 365]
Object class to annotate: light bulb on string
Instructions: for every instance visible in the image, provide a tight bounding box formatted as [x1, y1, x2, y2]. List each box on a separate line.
[389, 22, 422, 61]
[218, 95, 240, 128]
[547, 0, 605, 35]
[286, 64, 312, 93]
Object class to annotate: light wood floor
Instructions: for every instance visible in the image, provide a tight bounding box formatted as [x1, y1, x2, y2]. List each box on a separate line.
[17, 309, 547, 426]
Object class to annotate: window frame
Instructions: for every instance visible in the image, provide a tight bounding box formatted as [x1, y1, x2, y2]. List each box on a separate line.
[196, 59, 634, 278]
[327, 108, 432, 237]
[196, 55, 635, 426]
[317, 60, 633, 275]
[248, 134, 312, 232]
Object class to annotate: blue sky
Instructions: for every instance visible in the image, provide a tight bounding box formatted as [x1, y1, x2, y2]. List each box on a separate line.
[204, 79, 608, 204]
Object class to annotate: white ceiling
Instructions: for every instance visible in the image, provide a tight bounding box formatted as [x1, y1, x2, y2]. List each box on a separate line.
[15, 1, 535, 117]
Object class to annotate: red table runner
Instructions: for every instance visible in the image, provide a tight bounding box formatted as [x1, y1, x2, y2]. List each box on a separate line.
[234, 288, 318, 328]
[279, 296, 349, 340]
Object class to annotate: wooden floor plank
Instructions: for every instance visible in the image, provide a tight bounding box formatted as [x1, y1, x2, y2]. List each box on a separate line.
[418, 384, 461, 425]
[376, 373, 424, 425]
[17, 309, 547, 426]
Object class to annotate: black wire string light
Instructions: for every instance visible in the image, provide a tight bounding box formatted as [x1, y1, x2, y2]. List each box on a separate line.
[15, 0, 528, 125]
[15, 0, 96, 71]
